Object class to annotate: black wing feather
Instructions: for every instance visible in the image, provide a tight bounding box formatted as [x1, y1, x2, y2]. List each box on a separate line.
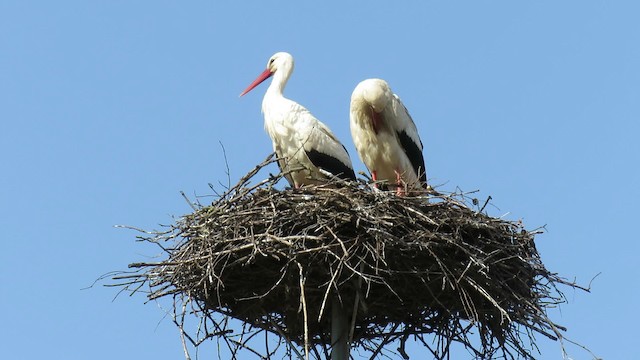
[305, 149, 356, 181]
[396, 130, 427, 186]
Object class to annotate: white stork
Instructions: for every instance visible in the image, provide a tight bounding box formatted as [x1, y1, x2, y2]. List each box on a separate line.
[350, 78, 427, 195]
[240, 52, 356, 187]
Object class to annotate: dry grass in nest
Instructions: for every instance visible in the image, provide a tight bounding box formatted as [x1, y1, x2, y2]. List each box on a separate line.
[111, 154, 590, 359]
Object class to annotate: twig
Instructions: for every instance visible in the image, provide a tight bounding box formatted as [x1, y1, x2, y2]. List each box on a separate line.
[298, 262, 310, 360]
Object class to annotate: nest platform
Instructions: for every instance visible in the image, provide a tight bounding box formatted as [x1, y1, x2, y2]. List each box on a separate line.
[114, 155, 585, 359]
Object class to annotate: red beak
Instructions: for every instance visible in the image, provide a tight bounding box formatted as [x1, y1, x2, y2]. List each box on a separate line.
[239, 68, 273, 97]
[371, 107, 383, 134]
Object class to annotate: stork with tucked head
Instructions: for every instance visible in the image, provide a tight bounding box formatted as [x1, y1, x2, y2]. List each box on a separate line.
[350, 78, 427, 195]
[240, 52, 356, 188]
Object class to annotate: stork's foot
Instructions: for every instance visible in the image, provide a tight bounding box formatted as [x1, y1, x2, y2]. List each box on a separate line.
[370, 170, 384, 193]
[394, 170, 407, 196]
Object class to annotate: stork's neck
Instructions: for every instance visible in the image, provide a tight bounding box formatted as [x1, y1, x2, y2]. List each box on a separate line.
[269, 65, 293, 96]
[262, 68, 291, 113]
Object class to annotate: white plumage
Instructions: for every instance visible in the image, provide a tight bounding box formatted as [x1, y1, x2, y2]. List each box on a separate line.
[240, 52, 355, 187]
[350, 78, 427, 194]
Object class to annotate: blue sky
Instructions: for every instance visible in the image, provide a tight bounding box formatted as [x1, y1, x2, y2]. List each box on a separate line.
[1, 1, 638, 358]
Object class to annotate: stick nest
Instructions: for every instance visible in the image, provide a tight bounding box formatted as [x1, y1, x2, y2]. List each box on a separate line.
[114, 154, 586, 359]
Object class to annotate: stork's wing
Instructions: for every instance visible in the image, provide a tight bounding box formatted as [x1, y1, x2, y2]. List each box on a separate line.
[305, 147, 356, 181]
[299, 117, 356, 181]
[391, 95, 427, 185]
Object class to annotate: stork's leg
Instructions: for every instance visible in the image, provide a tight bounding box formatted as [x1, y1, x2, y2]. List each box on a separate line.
[395, 170, 405, 196]
[371, 171, 378, 189]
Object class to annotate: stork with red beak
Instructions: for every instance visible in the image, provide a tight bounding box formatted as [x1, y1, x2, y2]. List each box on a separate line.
[350, 78, 427, 195]
[240, 52, 356, 187]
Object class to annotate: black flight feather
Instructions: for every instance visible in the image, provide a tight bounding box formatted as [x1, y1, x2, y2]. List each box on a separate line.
[396, 130, 427, 186]
[305, 149, 356, 181]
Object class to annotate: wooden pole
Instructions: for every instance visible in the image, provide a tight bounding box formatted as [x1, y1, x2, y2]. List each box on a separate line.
[331, 297, 349, 360]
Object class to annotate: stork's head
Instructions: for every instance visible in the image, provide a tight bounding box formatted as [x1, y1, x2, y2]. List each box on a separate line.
[240, 52, 295, 96]
[352, 78, 393, 113]
[267, 52, 294, 75]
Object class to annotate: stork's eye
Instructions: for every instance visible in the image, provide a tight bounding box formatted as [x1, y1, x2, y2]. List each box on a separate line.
[269, 58, 275, 65]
